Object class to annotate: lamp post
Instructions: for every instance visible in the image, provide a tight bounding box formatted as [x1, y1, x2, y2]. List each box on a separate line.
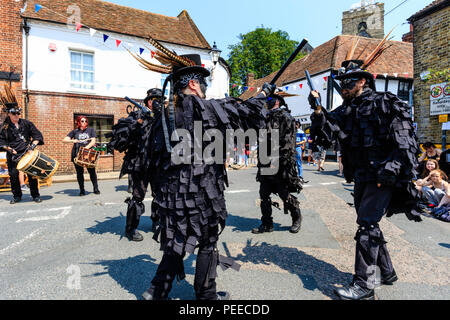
[209, 41, 221, 66]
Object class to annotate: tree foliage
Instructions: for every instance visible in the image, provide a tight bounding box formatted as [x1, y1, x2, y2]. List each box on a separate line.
[227, 27, 305, 97]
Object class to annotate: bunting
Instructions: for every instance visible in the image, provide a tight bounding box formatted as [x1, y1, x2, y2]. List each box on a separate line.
[31, 2, 414, 90]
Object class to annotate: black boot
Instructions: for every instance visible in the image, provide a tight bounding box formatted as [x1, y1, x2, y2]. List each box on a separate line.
[125, 229, 144, 242]
[381, 271, 398, 285]
[10, 197, 21, 204]
[142, 286, 168, 300]
[251, 224, 274, 234]
[290, 211, 302, 234]
[216, 291, 230, 300]
[33, 197, 42, 203]
[93, 188, 101, 195]
[334, 282, 375, 300]
[79, 189, 86, 196]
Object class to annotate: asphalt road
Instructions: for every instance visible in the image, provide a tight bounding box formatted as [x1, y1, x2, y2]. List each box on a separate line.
[0, 162, 449, 300]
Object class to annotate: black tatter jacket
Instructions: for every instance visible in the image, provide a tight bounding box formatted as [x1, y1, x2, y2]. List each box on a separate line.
[0, 117, 44, 161]
[310, 88, 422, 221]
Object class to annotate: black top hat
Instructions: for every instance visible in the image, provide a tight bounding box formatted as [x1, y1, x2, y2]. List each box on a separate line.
[147, 88, 163, 98]
[335, 60, 375, 90]
[172, 54, 210, 79]
[267, 92, 287, 109]
[144, 88, 165, 106]
[2, 102, 22, 113]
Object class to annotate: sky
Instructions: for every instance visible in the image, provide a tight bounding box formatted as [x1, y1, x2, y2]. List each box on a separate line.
[105, 0, 431, 59]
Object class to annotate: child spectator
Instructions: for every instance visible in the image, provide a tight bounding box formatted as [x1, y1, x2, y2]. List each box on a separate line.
[418, 170, 450, 208]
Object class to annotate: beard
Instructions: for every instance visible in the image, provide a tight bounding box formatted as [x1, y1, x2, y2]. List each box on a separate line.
[199, 83, 207, 99]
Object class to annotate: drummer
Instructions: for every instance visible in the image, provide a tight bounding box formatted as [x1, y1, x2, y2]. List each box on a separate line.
[63, 116, 100, 196]
[0, 93, 44, 204]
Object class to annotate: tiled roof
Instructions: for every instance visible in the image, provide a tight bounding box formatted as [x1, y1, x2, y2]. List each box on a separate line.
[22, 0, 211, 49]
[240, 35, 413, 100]
[408, 0, 449, 22]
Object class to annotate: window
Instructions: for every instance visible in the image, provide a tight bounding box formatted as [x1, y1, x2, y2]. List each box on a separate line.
[398, 81, 412, 101]
[70, 51, 94, 90]
[74, 114, 114, 155]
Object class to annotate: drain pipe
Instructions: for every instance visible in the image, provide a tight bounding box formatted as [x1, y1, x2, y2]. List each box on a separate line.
[22, 19, 30, 120]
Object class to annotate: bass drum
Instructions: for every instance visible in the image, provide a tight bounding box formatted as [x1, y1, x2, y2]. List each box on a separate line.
[17, 149, 59, 180]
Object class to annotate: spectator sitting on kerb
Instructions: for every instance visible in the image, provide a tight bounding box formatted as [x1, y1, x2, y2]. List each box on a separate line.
[418, 142, 442, 170]
[415, 159, 441, 197]
[419, 170, 450, 209]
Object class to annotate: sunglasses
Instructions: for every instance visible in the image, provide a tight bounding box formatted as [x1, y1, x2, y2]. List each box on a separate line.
[11, 112, 21, 116]
[340, 78, 360, 90]
[80, 120, 88, 123]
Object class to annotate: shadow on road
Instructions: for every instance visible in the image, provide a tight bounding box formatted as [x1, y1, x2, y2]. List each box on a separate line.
[0, 193, 11, 201]
[234, 239, 352, 300]
[85, 254, 197, 300]
[86, 214, 156, 237]
[312, 169, 341, 177]
[55, 189, 84, 197]
[439, 243, 450, 249]
[86, 214, 126, 237]
[226, 213, 287, 233]
[115, 185, 129, 192]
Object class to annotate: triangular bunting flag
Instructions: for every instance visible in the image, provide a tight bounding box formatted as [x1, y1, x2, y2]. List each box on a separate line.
[244, 87, 248, 91]
[103, 34, 109, 42]
[393, 73, 398, 78]
[373, 74, 378, 79]
[285, 86, 289, 91]
[232, 84, 236, 88]
[404, 73, 409, 77]
[238, 86, 242, 90]
[151, 51, 156, 59]
[116, 39, 122, 47]
[76, 23, 82, 32]
[383, 73, 388, 78]
[250, 87, 254, 91]
[257, 88, 261, 92]
[324, 77, 328, 82]
[139, 48, 145, 55]
[299, 84, 303, 89]
[35, 4, 42, 13]
[89, 28, 97, 37]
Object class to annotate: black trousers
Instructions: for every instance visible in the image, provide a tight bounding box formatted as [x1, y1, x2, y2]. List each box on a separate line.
[7, 157, 40, 199]
[74, 163, 98, 192]
[125, 172, 149, 232]
[352, 182, 395, 289]
[149, 243, 218, 300]
[259, 180, 301, 226]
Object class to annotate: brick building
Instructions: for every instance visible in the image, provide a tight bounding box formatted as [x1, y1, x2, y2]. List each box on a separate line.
[408, 0, 450, 145]
[240, 35, 413, 126]
[1, 0, 230, 174]
[0, 0, 24, 124]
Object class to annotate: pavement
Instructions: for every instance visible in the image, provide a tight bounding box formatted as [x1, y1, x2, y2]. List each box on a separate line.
[0, 162, 449, 300]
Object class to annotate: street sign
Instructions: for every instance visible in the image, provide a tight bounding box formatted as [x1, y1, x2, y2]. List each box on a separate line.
[439, 114, 448, 123]
[430, 82, 450, 116]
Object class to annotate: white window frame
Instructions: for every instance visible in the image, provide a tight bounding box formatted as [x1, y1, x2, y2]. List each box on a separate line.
[69, 49, 95, 93]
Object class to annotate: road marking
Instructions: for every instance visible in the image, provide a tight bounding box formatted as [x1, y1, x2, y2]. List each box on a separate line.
[226, 190, 251, 194]
[320, 182, 338, 186]
[16, 207, 72, 223]
[0, 229, 41, 255]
